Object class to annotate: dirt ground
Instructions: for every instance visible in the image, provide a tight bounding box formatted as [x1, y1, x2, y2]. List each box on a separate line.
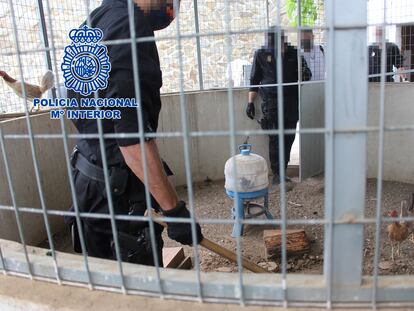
[44, 176, 414, 276]
[164, 176, 414, 275]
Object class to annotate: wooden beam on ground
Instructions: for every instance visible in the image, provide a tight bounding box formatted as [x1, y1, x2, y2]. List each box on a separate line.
[263, 229, 310, 259]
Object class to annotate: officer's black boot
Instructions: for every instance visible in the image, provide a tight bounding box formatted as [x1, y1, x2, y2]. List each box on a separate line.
[272, 173, 280, 185]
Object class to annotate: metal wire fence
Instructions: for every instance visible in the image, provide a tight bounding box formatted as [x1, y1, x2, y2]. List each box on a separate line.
[0, 0, 101, 114]
[0, 0, 324, 114]
[0, 0, 414, 309]
[0, 0, 45, 114]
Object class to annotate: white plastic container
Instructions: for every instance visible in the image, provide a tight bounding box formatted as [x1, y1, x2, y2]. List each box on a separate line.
[224, 144, 269, 193]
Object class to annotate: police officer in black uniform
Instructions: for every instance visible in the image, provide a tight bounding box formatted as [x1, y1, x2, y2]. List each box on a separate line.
[246, 28, 311, 184]
[368, 27, 404, 82]
[67, 0, 202, 266]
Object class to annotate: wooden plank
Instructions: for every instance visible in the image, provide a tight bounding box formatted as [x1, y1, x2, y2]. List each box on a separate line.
[263, 229, 310, 259]
[177, 256, 192, 270]
[162, 247, 185, 268]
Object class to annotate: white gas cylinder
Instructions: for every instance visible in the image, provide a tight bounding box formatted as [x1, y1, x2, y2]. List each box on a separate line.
[224, 144, 269, 193]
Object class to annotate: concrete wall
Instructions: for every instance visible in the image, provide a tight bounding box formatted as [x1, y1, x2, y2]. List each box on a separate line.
[0, 84, 413, 245]
[367, 83, 414, 183]
[158, 83, 414, 185]
[0, 115, 77, 245]
[156, 89, 268, 186]
[299, 83, 325, 179]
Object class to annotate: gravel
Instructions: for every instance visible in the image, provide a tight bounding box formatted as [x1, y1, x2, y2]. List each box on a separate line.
[163, 176, 414, 275]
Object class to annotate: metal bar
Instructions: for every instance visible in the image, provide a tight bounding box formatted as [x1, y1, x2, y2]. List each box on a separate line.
[4, 20, 414, 57]
[265, 0, 270, 28]
[81, 11, 127, 294]
[2, 202, 414, 226]
[13, 70, 414, 92]
[80, 0, 127, 292]
[0, 244, 6, 275]
[0, 128, 33, 278]
[193, 0, 204, 90]
[274, 1, 288, 308]
[372, 2, 388, 308]
[3, 123, 414, 141]
[94, 101, 127, 292]
[296, 0, 303, 180]
[223, 0, 245, 305]
[126, 0, 164, 298]
[324, 0, 368, 299]
[174, 0, 204, 301]
[324, 0, 336, 308]
[41, 0, 94, 289]
[7, 0, 62, 284]
[36, 0, 56, 99]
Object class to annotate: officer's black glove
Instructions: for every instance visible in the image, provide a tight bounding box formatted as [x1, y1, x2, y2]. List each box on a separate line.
[163, 201, 203, 246]
[409, 193, 414, 212]
[246, 102, 255, 120]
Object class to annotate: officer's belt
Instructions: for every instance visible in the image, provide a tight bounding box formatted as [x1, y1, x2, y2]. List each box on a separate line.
[74, 151, 106, 183]
[74, 148, 173, 183]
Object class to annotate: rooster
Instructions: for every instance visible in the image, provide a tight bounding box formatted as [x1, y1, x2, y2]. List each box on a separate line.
[387, 200, 414, 261]
[0, 70, 54, 112]
[409, 193, 414, 243]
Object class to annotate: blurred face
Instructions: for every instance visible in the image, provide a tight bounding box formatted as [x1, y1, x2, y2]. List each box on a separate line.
[375, 28, 383, 43]
[301, 31, 313, 51]
[135, 0, 179, 30]
[136, 0, 172, 13]
[266, 30, 287, 52]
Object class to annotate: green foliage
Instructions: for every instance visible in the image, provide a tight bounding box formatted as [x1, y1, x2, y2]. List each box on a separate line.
[286, 0, 319, 27]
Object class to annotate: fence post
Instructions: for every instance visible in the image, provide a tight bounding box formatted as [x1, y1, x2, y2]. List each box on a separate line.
[193, 0, 204, 90]
[324, 0, 368, 303]
[36, 0, 56, 99]
[266, 0, 270, 27]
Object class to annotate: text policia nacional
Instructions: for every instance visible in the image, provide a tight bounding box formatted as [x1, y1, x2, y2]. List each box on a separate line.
[34, 98, 138, 120]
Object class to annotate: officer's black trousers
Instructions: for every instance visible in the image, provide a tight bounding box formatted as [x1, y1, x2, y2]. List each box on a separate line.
[268, 123, 297, 176]
[71, 167, 164, 267]
[264, 107, 298, 176]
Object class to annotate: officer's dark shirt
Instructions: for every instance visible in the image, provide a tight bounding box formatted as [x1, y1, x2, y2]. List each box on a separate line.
[249, 45, 311, 119]
[68, 0, 162, 166]
[368, 42, 403, 82]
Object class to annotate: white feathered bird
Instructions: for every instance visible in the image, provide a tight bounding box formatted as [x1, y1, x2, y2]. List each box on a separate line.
[0, 70, 54, 111]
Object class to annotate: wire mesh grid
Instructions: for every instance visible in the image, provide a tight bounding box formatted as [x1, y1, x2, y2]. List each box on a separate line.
[0, 0, 101, 114]
[42, 0, 101, 83]
[0, 0, 414, 309]
[0, 0, 45, 114]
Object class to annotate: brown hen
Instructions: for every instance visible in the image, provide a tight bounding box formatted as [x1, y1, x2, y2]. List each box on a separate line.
[387, 200, 413, 261]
